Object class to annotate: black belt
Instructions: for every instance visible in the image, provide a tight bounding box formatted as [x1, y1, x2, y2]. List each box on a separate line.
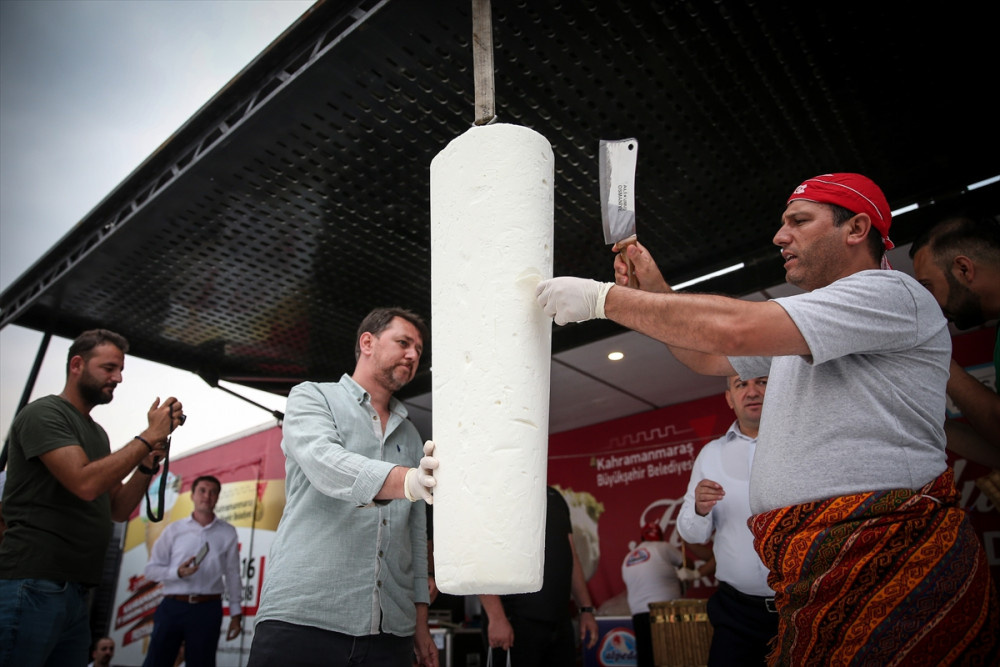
[718, 580, 777, 613]
[166, 593, 221, 604]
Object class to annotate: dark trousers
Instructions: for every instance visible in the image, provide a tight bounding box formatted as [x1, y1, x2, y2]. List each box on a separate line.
[631, 611, 654, 667]
[483, 613, 576, 667]
[706, 582, 779, 667]
[247, 619, 415, 667]
[143, 597, 223, 667]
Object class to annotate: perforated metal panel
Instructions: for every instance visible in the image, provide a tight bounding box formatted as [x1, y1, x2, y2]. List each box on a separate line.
[2, 0, 998, 399]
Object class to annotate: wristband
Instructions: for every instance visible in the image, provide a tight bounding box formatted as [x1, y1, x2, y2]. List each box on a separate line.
[134, 435, 154, 452]
[138, 462, 161, 475]
[403, 467, 419, 502]
[594, 282, 613, 319]
[579, 606, 596, 614]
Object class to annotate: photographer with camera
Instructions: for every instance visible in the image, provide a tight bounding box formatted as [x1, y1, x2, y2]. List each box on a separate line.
[0, 329, 185, 666]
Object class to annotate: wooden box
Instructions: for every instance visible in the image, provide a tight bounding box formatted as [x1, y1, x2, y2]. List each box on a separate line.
[650, 598, 713, 667]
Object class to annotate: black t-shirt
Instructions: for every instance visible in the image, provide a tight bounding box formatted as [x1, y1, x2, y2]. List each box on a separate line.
[500, 486, 573, 622]
[0, 395, 113, 585]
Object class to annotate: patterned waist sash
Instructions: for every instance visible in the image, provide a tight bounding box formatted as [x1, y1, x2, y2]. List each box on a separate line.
[749, 468, 998, 666]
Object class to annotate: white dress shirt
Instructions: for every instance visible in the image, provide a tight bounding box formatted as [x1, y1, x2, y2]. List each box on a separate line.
[144, 514, 243, 615]
[676, 421, 774, 597]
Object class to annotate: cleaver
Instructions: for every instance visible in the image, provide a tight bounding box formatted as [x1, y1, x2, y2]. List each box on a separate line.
[599, 138, 639, 287]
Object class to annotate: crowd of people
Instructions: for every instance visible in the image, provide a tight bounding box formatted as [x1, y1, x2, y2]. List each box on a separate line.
[1, 172, 998, 666]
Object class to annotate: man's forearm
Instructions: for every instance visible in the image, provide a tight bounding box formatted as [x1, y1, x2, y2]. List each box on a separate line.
[603, 287, 808, 359]
[944, 420, 1000, 469]
[948, 361, 1000, 447]
[110, 464, 156, 521]
[374, 465, 408, 500]
[663, 343, 736, 377]
[43, 437, 160, 504]
[479, 594, 507, 622]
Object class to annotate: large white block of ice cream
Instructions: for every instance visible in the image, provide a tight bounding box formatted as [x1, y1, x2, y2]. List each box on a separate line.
[429, 123, 554, 594]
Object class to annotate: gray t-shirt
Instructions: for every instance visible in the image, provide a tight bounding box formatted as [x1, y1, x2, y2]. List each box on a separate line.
[730, 270, 950, 514]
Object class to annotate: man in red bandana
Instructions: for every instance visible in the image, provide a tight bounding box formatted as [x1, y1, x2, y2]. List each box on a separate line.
[536, 173, 999, 665]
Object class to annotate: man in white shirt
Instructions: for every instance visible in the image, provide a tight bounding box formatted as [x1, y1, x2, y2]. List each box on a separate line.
[143, 475, 243, 667]
[677, 375, 775, 666]
[620, 521, 685, 667]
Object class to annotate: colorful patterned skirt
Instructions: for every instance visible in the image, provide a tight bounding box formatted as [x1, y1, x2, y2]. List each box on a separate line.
[750, 468, 998, 666]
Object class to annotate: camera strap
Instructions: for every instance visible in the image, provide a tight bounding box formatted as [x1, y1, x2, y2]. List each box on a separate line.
[145, 436, 171, 522]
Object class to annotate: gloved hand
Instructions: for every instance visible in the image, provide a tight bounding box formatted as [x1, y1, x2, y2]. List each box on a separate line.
[404, 440, 438, 504]
[676, 567, 701, 582]
[535, 277, 613, 326]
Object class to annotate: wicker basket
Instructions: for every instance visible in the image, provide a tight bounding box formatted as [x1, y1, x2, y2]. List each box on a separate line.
[650, 598, 713, 667]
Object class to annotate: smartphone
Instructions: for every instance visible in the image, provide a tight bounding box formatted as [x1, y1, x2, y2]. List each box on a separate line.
[193, 542, 210, 566]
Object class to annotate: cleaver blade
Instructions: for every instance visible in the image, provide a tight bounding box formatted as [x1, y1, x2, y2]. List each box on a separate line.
[599, 138, 638, 287]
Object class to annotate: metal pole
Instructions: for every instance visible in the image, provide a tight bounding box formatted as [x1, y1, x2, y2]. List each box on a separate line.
[472, 0, 495, 125]
[212, 383, 284, 422]
[0, 331, 53, 470]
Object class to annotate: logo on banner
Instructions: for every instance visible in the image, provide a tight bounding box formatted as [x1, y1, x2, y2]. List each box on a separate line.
[599, 627, 636, 666]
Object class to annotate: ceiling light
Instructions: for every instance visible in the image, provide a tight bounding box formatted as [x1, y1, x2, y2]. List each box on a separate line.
[607, 351, 624, 361]
[968, 175, 1000, 190]
[673, 262, 745, 290]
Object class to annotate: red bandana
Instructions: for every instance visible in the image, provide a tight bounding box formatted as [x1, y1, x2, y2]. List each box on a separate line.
[787, 173, 894, 251]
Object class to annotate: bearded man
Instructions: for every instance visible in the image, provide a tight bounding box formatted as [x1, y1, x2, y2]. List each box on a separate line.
[911, 216, 1000, 461]
[1, 329, 184, 666]
[248, 308, 440, 667]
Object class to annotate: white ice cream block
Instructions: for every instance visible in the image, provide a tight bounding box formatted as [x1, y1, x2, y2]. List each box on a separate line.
[429, 123, 554, 595]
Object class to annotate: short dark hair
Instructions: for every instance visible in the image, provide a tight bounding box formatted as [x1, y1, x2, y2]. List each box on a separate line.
[909, 216, 1000, 270]
[90, 636, 113, 653]
[192, 475, 221, 494]
[354, 307, 429, 361]
[829, 203, 884, 263]
[66, 329, 129, 374]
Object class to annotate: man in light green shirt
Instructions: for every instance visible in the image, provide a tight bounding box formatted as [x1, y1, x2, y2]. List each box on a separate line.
[248, 307, 439, 667]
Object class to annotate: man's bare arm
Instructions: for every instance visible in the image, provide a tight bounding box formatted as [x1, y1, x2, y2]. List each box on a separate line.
[610, 241, 799, 374]
[603, 287, 808, 360]
[39, 397, 177, 518]
[947, 359, 1000, 448]
[40, 438, 159, 503]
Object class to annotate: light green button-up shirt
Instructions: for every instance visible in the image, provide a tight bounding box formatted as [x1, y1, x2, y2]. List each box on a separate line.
[254, 375, 429, 637]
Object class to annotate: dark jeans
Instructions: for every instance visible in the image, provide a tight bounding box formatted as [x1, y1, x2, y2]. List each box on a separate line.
[706, 583, 779, 666]
[247, 619, 415, 667]
[631, 611, 654, 667]
[0, 578, 92, 667]
[142, 596, 224, 667]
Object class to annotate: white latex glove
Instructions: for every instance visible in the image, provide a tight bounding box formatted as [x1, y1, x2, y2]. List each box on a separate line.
[676, 567, 701, 582]
[404, 440, 438, 504]
[535, 277, 613, 326]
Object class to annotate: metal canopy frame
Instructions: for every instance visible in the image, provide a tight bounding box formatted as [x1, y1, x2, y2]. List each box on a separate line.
[2, 0, 998, 405]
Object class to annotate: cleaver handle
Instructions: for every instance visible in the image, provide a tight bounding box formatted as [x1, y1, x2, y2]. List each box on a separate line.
[615, 234, 639, 288]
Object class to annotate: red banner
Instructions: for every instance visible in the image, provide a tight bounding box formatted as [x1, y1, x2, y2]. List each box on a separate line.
[549, 392, 731, 607]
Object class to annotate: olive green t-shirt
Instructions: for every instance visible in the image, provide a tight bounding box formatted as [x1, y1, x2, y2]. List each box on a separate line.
[0, 394, 112, 585]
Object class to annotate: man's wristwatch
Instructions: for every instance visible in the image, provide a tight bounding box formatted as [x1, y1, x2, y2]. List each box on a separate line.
[579, 606, 596, 614]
